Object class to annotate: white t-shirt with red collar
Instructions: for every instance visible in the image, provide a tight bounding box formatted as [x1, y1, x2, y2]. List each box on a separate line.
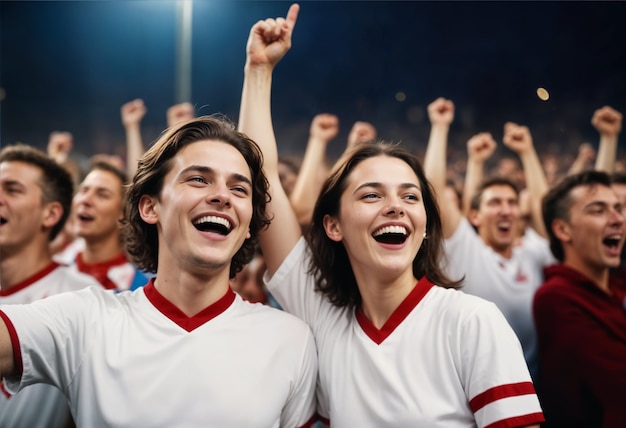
[265, 237, 544, 427]
[0, 279, 317, 428]
[442, 218, 556, 378]
[72, 251, 150, 292]
[0, 262, 99, 428]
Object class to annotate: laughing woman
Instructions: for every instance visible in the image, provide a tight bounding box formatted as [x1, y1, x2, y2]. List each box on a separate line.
[238, 4, 544, 427]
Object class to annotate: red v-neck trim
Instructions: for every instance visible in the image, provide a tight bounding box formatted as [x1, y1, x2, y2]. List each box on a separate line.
[356, 276, 434, 345]
[76, 252, 128, 271]
[143, 278, 236, 332]
[0, 262, 60, 297]
[75, 252, 129, 290]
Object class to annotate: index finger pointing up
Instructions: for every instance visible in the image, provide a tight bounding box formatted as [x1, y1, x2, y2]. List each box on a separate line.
[286, 3, 300, 28]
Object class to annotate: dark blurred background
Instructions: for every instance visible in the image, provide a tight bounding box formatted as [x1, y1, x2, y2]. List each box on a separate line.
[1, 0, 625, 165]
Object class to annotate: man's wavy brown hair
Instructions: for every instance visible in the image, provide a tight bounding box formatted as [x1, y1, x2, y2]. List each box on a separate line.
[121, 116, 271, 278]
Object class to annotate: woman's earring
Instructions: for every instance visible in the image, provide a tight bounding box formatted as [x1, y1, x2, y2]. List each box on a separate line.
[423, 231, 428, 239]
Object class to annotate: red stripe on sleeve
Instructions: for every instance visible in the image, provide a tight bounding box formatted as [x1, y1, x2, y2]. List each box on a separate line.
[0, 310, 23, 375]
[470, 382, 537, 412]
[1, 381, 11, 398]
[297, 414, 319, 428]
[317, 414, 330, 426]
[485, 412, 545, 428]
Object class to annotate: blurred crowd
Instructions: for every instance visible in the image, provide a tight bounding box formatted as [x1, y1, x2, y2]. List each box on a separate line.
[1, 3, 624, 427]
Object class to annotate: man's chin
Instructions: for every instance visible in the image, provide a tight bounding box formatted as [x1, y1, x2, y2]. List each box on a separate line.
[492, 239, 513, 252]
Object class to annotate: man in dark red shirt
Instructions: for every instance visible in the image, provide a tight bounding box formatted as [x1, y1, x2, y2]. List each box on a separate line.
[535, 170, 626, 427]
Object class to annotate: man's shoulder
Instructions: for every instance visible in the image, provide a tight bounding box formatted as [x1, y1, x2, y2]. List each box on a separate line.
[443, 218, 488, 260]
[535, 265, 586, 303]
[235, 298, 313, 335]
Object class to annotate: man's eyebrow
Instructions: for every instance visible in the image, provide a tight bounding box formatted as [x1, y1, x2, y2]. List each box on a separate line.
[180, 165, 252, 186]
[583, 200, 610, 210]
[485, 195, 518, 202]
[1, 179, 26, 188]
[79, 183, 115, 192]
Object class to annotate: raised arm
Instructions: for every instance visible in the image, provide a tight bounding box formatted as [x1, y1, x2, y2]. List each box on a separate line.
[121, 98, 147, 178]
[237, 3, 301, 277]
[423, 97, 461, 238]
[290, 113, 339, 228]
[0, 316, 16, 378]
[329, 120, 377, 176]
[502, 122, 549, 238]
[463, 132, 497, 215]
[47, 131, 81, 186]
[592, 105, 622, 173]
[346, 121, 377, 151]
[166, 102, 195, 128]
[567, 142, 596, 176]
[47, 131, 73, 164]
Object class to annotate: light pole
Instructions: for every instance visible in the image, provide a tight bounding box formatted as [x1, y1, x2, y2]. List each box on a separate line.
[175, 0, 193, 104]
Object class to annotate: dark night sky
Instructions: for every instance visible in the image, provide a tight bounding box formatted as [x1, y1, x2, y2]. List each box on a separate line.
[1, 1, 625, 163]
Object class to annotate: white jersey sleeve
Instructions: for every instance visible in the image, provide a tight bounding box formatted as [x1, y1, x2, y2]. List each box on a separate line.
[451, 292, 544, 427]
[0, 264, 100, 428]
[520, 226, 557, 267]
[265, 237, 339, 332]
[1, 286, 105, 394]
[265, 237, 345, 420]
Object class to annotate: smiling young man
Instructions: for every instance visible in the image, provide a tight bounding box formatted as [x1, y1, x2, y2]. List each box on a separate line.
[534, 170, 626, 427]
[423, 101, 556, 379]
[70, 161, 149, 291]
[0, 144, 100, 427]
[0, 117, 318, 427]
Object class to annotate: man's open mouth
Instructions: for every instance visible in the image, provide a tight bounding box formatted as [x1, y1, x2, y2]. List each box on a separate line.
[193, 215, 232, 235]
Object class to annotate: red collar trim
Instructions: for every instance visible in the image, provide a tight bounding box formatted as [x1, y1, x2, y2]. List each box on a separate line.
[0, 262, 60, 297]
[76, 252, 128, 270]
[143, 278, 236, 332]
[356, 276, 434, 345]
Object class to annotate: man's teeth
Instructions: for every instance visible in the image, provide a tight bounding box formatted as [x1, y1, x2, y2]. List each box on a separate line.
[193, 215, 231, 230]
[373, 225, 407, 237]
[603, 235, 622, 247]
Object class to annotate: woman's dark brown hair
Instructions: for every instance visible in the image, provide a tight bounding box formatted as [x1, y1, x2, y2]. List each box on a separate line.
[307, 141, 462, 309]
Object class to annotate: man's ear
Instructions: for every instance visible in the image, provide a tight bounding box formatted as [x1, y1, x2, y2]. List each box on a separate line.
[138, 195, 159, 225]
[323, 214, 342, 242]
[468, 209, 480, 228]
[42, 201, 63, 230]
[551, 218, 572, 243]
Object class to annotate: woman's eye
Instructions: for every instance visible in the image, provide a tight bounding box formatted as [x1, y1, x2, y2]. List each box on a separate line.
[404, 194, 419, 201]
[362, 193, 378, 199]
